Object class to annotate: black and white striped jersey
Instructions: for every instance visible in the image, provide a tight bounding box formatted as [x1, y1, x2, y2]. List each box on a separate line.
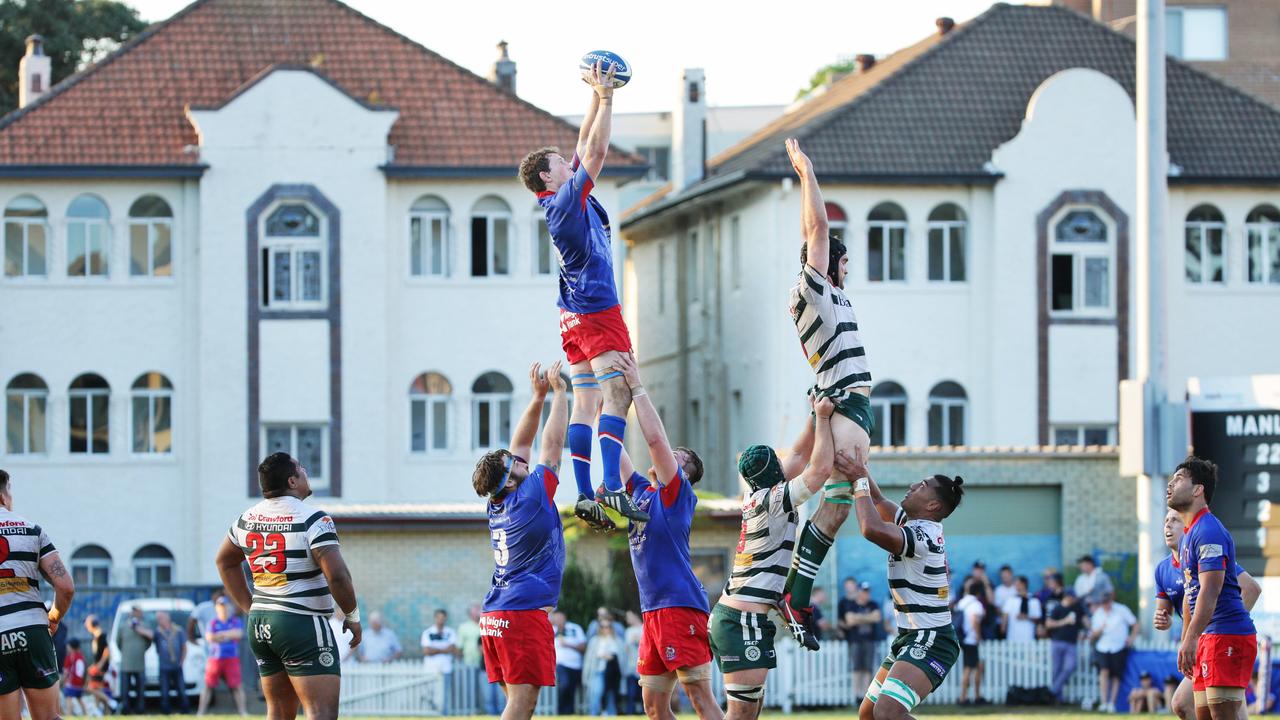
[229, 497, 338, 617]
[887, 508, 952, 630]
[0, 509, 55, 633]
[723, 479, 815, 604]
[788, 263, 872, 396]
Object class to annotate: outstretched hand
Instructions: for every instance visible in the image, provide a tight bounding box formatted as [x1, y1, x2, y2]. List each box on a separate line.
[814, 395, 835, 419]
[835, 449, 869, 482]
[785, 138, 813, 179]
[530, 362, 550, 396]
[584, 60, 617, 98]
[614, 352, 642, 388]
[547, 361, 566, 393]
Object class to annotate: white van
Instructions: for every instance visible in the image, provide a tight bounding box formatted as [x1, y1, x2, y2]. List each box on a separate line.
[108, 598, 207, 702]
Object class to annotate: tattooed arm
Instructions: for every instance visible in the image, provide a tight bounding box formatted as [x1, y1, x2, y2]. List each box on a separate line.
[38, 551, 75, 635]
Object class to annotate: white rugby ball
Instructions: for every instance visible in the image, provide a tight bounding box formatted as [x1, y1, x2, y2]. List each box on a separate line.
[580, 50, 632, 88]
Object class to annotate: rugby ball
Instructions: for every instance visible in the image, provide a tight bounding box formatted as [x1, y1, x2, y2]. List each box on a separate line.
[580, 50, 632, 88]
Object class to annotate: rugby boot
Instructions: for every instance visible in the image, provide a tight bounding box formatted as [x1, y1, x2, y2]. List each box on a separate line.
[574, 494, 616, 531]
[778, 592, 821, 651]
[597, 487, 650, 522]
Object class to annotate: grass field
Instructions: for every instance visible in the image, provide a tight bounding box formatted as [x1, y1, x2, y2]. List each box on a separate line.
[112, 711, 1133, 720]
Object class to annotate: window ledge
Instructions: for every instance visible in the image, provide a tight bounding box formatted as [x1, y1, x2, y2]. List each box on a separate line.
[0, 455, 180, 466]
[1185, 284, 1280, 296]
[0, 279, 177, 289]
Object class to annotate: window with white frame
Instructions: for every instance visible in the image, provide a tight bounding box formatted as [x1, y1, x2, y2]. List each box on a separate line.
[825, 202, 848, 244]
[1050, 209, 1113, 316]
[730, 216, 742, 290]
[870, 381, 907, 447]
[927, 381, 967, 446]
[3, 195, 48, 278]
[1245, 205, 1280, 285]
[132, 544, 174, 587]
[927, 203, 967, 282]
[67, 194, 109, 278]
[69, 373, 109, 455]
[264, 424, 328, 494]
[131, 372, 173, 454]
[409, 195, 450, 278]
[867, 202, 907, 282]
[1166, 6, 1227, 61]
[532, 209, 554, 276]
[128, 195, 173, 277]
[5, 373, 47, 454]
[470, 196, 511, 277]
[472, 372, 512, 450]
[1185, 204, 1226, 285]
[410, 372, 451, 453]
[688, 230, 700, 301]
[261, 203, 325, 309]
[1052, 424, 1115, 447]
[635, 145, 671, 182]
[70, 544, 112, 586]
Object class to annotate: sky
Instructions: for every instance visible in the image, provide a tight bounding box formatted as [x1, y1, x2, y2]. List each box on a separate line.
[123, 0, 1001, 116]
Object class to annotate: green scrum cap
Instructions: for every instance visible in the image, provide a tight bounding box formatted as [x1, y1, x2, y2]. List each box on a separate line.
[739, 444, 785, 492]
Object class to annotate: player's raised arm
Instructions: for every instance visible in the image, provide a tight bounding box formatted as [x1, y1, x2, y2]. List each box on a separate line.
[539, 362, 569, 470]
[576, 90, 600, 163]
[798, 398, 836, 495]
[786, 138, 830, 277]
[579, 61, 615, 181]
[781, 396, 818, 481]
[214, 536, 254, 614]
[846, 457, 907, 555]
[314, 544, 362, 649]
[511, 362, 552, 462]
[38, 550, 74, 635]
[615, 354, 678, 485]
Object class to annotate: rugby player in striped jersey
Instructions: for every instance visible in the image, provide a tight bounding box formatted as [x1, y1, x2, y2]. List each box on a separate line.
[839, 452, 964, 720]
[215, 453, 362, 720]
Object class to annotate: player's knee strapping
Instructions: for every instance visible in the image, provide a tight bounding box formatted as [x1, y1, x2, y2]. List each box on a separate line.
[1206, 687, 1246, 705]
[676, 662, 712, 685]
[725, 683, 765, 704]
[594, 368, 625, 385]
[880, 678, 921, 712]
[866, 678, 883, 703]
[571, 372, 599, 391]
[638, 673, 677, 693]
[823, 480, 853, 504]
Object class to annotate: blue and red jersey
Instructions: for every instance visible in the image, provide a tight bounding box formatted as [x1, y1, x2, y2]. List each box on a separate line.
[627, 470, 709, 614]
[537, 156, 619, 314]
[484, 465, 565, 612]
[1155, 552, 1245, 617]
[1179, 508, 1254, 635]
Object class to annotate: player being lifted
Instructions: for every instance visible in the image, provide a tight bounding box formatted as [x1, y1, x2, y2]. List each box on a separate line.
[709, 397, 836, 720]
[840, 453, 964, 720]
[610, 354, 721, 720]
[0, 470, 75, 720]
[215, 453, 362, 720]
[1166, 456, 1257, 720]
[472, 362, 569, 720]
[518, 61, 647, 530]
[779, 137, 876, 649]
[1154, 508, 1260, 720]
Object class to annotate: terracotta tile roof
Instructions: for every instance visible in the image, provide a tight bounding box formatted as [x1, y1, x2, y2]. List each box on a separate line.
[0, 0, 645, 172]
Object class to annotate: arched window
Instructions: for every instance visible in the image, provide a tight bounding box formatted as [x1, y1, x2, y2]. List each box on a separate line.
[532, 205, 554, 277]
[3, 195, 48, 278]
[132, 544, 174, 587]
[5, 373, 48, 454]
[67, 194, 109, 278]
[472, 372, 513, 449]
[409, 195, 450, 277]
[69, 373, 110, 455]
[128, 195, 173, 278]
[471, 196, 511, 277]
[261, 202, 325, 309]
[870, 381, 907, 447]
[825, 202, 848, 243]
[70, 544, 112, 586]
[410, 372, 451, 453]
[927, 381, 967, 446]
[1051, 208, 1113, 316]
[867, 203, 907, 282]
[1245, 205, 1280, 285]
[1185, 204, 1225, 285]
[927, 204, 966, 282]
[131, 372, 173, 454]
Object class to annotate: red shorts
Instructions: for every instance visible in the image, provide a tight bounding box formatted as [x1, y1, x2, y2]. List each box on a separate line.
[481, 610, 556, 687]
[205, 657, 242, 689]
[559, 305, 632, 365]
[1193, 633, 1256, 691]
[637, 607, 712, 676]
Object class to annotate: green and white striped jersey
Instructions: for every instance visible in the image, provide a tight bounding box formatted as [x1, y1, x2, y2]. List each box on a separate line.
[0, 509, 55, 633]
[789, 263, 873, 398]
[887, 508, 952, 630]
[230, 496, 338, 617]
[723, 479, 815, 603]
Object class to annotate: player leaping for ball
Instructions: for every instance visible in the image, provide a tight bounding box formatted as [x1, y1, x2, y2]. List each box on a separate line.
[518, 61, 648, 530]
[779, 137, 877, 650]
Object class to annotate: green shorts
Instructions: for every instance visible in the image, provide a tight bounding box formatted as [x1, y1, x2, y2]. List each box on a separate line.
[879, 626, 960, 691]
[0, 625, 59, 694]
[707, 603, 776, 674]
[811, 389, 875, 438]
[248, 610, 341, 677]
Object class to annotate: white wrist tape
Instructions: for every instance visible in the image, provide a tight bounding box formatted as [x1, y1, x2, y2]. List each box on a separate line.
[853, 478, 871, 496]
[346, 607, 360, 623]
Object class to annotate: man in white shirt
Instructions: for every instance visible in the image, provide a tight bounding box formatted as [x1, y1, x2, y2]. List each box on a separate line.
[955, 580, 988, 706]
[1000, 575, 1043, 643]
[357, 611, 403, 663]
[993, 565, 1017, 616]
[1074, 555, 1114, 611]
[1089, 592, 1138, 712]
[421, 609, 458, 714]
[552, 611, 586, 715]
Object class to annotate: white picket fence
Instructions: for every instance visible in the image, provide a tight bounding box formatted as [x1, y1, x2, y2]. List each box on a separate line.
[339, 638, 1180, 715]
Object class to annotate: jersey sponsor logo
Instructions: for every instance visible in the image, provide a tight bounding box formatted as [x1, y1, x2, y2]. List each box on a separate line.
[937, 586, 950, 600]
[245, 513, 293, 523]
[253, 572, 287, 588]
[1199, 544, 1224, 560]
[928, 659, 948, 677]
[243, 522, 295, 533]
[0, 577, 29, 595]
[665, 646, 677, 661]
[319, 651, 335, 667]
[0, 630, 28, 654]
[480, 616, 510, 638]
[254, 623, 272, 642]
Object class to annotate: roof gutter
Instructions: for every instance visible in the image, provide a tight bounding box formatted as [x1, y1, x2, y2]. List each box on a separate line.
[0, 164, 207, 178]
[382, 164, 648, 179]
[1168, 175, 1280, 187]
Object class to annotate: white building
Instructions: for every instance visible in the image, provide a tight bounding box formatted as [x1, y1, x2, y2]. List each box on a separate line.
[0, 0, 643, 585]
[620, 3, 1280, 495]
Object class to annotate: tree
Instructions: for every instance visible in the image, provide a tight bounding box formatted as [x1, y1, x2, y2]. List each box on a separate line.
[796, 59, 856, 101]
[0, 0, 147, 115]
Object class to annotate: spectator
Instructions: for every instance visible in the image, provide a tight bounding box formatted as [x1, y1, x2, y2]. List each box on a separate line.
[421, 609, 458, 714]
[188, 588, 224, 645]
[62, 637, 89, 716]
[965, 561, 1000, 640]
[1248, 670, 1277, 715]
[83, 615, 116, 714]
[119, 605, 151, 714]
[1074, 555, 1114, 610]
[552, 611, 586, 715]
[994, 565, 1017, 612]
[1128, 672, 1164, 713]
[329, 608, 355, 664]
[810, 586, 831, 640]
[586, 622, 622, 716]
[586, 607, 625, 640]
[1000, 575, 1043, 643]
[1044, 591, 1083, 704]
[621, 611, 642, 715]
[358, 611, 403, 663]
[956, 579, 988, 705]
[838, 581, 881, 705]
[153, 610, 189, 714]
[1037, 568, 1063, 608]
[1089, 591, 1137, 713]
[455, 605, 493, 715]
[197, 596, 248, 717]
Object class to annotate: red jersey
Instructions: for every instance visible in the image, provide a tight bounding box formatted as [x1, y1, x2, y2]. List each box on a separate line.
[64, 650, 87, 688]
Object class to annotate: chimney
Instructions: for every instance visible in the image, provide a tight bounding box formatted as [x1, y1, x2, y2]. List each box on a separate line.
[18, 35, 51, 109]
[489, 40, 516, 95]
[672, 68, 706, 191]
[855, 54, 876, 72]
[936, 17, 956, 35]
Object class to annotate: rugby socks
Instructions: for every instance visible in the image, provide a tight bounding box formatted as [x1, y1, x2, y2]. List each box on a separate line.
[785, 521, 834, 608]
[567, 423, 595, 499]
[597, 414, 627, 493]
